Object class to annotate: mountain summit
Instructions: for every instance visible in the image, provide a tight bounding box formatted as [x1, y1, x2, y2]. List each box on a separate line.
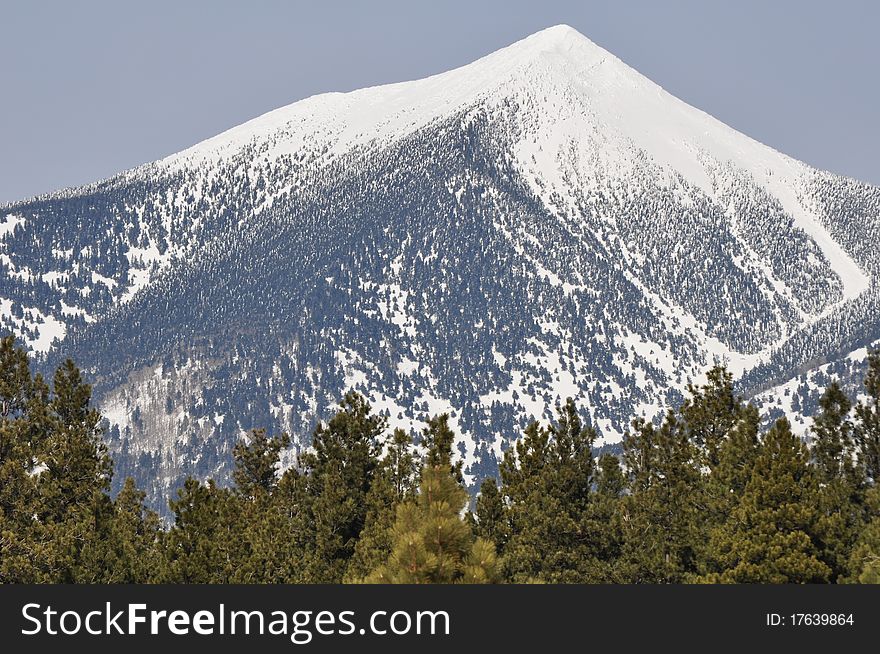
[1, 26, 878, 505]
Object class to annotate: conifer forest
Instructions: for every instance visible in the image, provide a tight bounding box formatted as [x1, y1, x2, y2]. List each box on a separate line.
[2, 335, 879, 585]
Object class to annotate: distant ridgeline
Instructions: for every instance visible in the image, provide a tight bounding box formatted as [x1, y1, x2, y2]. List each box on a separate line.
[0, 25, 879, 512]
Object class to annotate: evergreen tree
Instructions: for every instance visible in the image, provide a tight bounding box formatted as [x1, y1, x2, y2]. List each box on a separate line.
[364, 461, 496, 584]
[499, 400, 603, 582]
[7, 333, 880, 586]
[810, 381, 864, 581]
[699, 418, 830, 583]
[678, 367, 754, 572]
[690, 401, 762, 582]
[844, 354, 880, 584]
[163, 478, 245, 583]
[621, 412, 702, 583]
[596, 452, 626, 498]
[703, 404, 761, 525]
[384, 427, 420, 500]
[0, 338, 51, 582]
[0, 350, 119, 583]
[811, 382, 856, 482]
[679, 366, 744, 469]
[40, 360, 113, 516]
[473, 477, 508, 553]
[237, 466, 311, 583]
[298, 392, 385, 582]
[345, 429, 419, 582]
[845, 486, 880, 583]
[228, 428, 298, 582]
[103, 477, 163, 583]
[421, 414, 462, 482]
[43, 360, 116, 582]
[232, 428, 291, 500]
[847, 521, 880, 583]
[855, 350, 880, 483]
[584, 452, 627, 582]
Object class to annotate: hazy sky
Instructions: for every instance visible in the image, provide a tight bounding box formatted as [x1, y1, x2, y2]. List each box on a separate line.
[2, 0, 878, 204]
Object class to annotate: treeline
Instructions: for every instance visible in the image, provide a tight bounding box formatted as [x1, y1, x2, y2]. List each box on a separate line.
[1, 334, 879, 584]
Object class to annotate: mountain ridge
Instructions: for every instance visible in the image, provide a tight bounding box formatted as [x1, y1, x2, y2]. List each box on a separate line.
[1, 25, 877, 508]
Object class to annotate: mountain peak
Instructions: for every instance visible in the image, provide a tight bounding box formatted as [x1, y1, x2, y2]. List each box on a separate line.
[490, 23, 611, 69]
[162, 24, 618, 170]
[520, 24, 593, 48]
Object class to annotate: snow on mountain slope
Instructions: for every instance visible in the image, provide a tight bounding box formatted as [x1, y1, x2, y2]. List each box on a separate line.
[1, 25, 878, 508]
[755, 338, 880, 436]
[160, 25, 868, 306]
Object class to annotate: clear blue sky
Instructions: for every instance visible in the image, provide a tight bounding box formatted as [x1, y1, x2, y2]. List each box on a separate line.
[2, 0, 878, 204]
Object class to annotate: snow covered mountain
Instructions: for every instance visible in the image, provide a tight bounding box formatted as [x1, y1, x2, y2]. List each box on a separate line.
[2, 25, 878, 506]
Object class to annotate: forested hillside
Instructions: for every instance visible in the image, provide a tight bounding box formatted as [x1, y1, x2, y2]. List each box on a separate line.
[1, 25, 878, 512]
[2, 336, 879, 584]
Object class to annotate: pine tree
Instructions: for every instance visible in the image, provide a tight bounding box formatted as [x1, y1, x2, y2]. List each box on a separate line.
[0, 340, 120, 582]
[421, 414, 462, 482]
[699, 418, 831, 583]
[694, 402, 762, 584]
[0, 337, 51, 582]
[621, 412, 702, 582]
[344, 470, 397, 583]
[499, 400, 603, 582]
[232, 428, 291, 501]
[238, 466, 311, 583]
[40, 360, 113, 516]
[364, 463, 496, 583]
[163, 478, 245, 583]
[228, 428, 298, 582]
[811, 382, 856, 482]
[703, 404, 761, 526]
[298, 392, 385, 582]
[677, 367, 755, 573]
[582, 452, 627, 582]
[499, 420, 559, 582]
[345, 429, 419, 582]
[845, 485, 880, 583]
[679, 366, 744, 470]
[844, 352, 880, 584]
[847, 521, 880, 583]
[596, 452, 626, 498]
[9, 331, 880, 586]
[810, 381, 864, 581]
[384, 427, 419, 500]
[550, 398, 596, 510]
[16, 355, 117, 583]
[103, 477, 163, 582]
[855, 350, 880, 483]
[473, 477, 508, 553]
